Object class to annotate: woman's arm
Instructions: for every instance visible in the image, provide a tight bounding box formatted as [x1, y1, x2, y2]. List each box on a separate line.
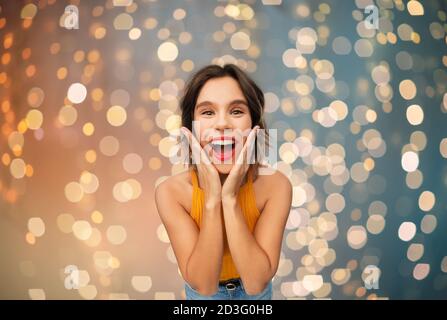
[155, 181, 224, 296]
[184, 197, 224, 295]
[222, 171, 292, 295]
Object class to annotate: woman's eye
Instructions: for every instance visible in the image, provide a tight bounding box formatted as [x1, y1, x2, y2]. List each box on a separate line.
[201, 111, 213, 115]
[232, 110, 243, 115]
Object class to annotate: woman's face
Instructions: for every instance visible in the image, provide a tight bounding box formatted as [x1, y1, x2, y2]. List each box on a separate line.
[193, 76, 253, 174]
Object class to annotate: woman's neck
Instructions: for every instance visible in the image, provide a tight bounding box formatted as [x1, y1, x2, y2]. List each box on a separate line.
[218, 168, 250, 186]
[218, 173, 228, 185]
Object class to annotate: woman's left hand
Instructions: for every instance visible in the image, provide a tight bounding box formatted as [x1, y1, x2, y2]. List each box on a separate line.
[221, 126, 259, 201]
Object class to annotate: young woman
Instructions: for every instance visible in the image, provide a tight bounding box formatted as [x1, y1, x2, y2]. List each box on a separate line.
[155, 64, 292, 300]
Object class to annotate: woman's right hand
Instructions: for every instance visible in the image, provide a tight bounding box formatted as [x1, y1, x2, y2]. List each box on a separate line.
[180, 127, 222, 208]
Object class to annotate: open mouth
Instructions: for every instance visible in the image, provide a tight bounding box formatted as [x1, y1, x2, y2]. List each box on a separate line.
[209, 138, 236, 162]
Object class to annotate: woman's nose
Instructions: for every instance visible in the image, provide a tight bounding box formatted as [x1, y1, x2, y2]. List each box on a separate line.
[213, 114, 232, 130]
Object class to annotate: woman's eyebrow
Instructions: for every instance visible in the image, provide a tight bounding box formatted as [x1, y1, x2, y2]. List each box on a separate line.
[195, 99, 248, 109]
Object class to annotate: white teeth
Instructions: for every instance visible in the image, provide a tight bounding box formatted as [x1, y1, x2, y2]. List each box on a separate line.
[211, 140, 234, 146]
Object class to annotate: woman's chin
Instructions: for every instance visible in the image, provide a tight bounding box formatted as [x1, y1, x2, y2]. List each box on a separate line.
[212, 163, 233, 174]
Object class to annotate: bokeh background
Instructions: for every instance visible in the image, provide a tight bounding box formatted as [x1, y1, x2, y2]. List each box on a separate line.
[1, 0, 446, 300]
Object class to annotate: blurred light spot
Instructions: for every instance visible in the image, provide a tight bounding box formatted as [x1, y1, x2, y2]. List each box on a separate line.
[67, 83, 87, 104]
[421, 215, 437, 234]
[91, 210, 103, 224]
[99, 136, 120, 156]
[83, 227, 102, 247]
[398, 23, 414, 41]
[28, 217, 45, 237]
[165, 114, 181, 133]
[107, 225, 127, 245]
[131, 276, 152, 293]
[309, 239, 328, 257]
[407, 1, 424, 16]
[325, 193, 345, 213]
[396, 51, 413, 70]
[129, 27, 141, 40]
[28, 289, 45, 300]
[366, 214, 385, 234]
[123, 153, 143, 174]
[398, 221, 416, 242]
[262, 0, 282, 5]
[296, 27, 317, 54]
[399, 79, 417, 100]
[10, 158, 26, 179]
[82, 122, 95, 136]
[110, 89, 130, 108]
[332, 36, 351, 55]
[347, 226, 367, 249]
[429, 22, 445, 39]
[65, 182, 84, 202]
[441, 257, 447, 273]
[418, 191, 435, 211]
[27, 87, 44, 108]
[441, 138, 447, 158]
[410, 131, 427, 151]
[231, 31, 251, 50]
[406, 104, 423, 125]
[148, 157, 162, 170]
[401, 151, 419, 172]
[407, 243, 424, 262]
[158, 41, 178, 62]
[371, 65, 390, 85]
[406, 170, 423, 189]
[108, 256, 120, 269]
[25, 109, 43, 130]
[413, 263, 430, 280]
[354, 39, 373, 57]
[329, 100, 348, 121]
[302, 274, 323, 292]
[350, 162, 369, 183]
[58, 105, 78, 126]
[113, 178, 142, 202]
[292, 186, 307, 207]
[114, 13, 133, 30]
[79, 285, 97, 300]
[26, 232, 36, 245]
[85, 150, 97, 164]
[72, 220, 93, 240]
[331, 268, 351, 285]
[21, 4, 38, 19]
[279, 142, 299, 164]
[107, 105, 127, 126]
[79, 171, 99, 194]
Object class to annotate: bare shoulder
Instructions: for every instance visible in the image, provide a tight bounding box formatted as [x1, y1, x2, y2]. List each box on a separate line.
[252, 167, 292, 212]
[255, 167, 292, 191]
[155, 169, 193, 213]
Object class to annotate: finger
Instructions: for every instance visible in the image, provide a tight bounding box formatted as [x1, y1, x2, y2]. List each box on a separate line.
[192, 132, 213, 166]
[237, 126, 258, 166]
[246, 126, 259, 165]
[181, 127, 199, 165]
[181, 127, 212, 166]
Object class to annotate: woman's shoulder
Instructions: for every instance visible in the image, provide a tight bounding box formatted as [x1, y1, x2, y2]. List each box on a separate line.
[251, 166, 292, 213]
[254, 166, 292, 194]
[253, 166, 292, 208]
[155, 169, 193, 210]
[157, 170, 191, 192]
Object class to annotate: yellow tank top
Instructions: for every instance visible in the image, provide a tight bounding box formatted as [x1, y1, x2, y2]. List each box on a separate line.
[189, 167, 261, 281]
